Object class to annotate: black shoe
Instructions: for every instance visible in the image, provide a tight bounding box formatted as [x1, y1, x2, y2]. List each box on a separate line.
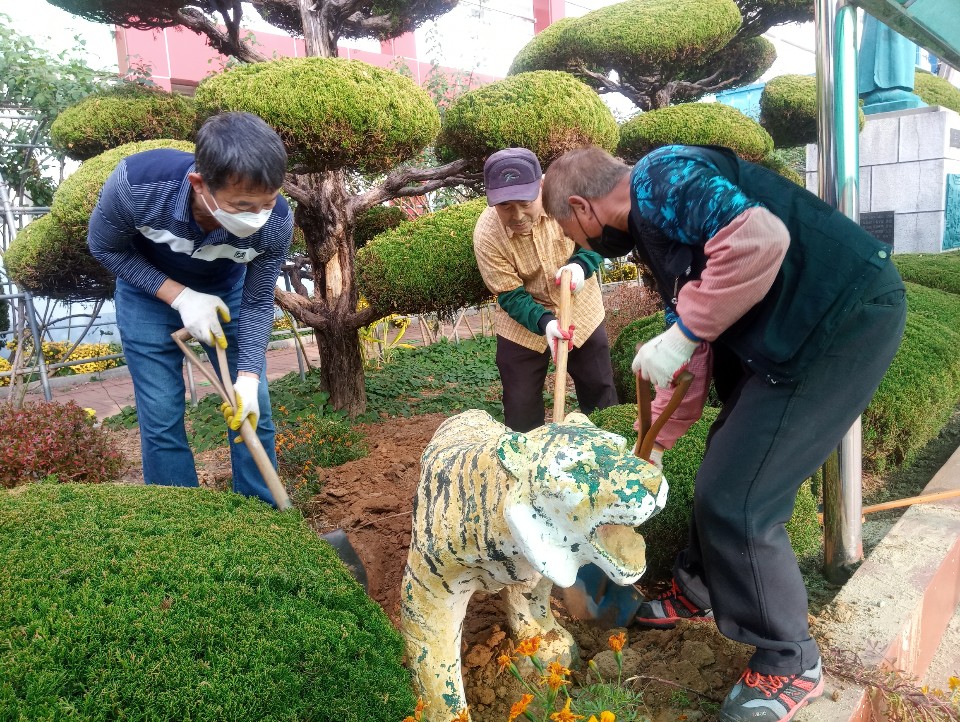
[633, 579, 713, 629]
[719, 659, 824, 721]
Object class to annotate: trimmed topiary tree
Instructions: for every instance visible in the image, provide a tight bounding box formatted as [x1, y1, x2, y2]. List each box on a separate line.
[50, 83, 196, 161]
[356, 198, 490, 319]
[759, 73, 866, 148]
[508, 0, 767, 111]
[894, 249, 960, 293]
[618, 102, 774, 163]
[610, 312, 666, 403]
[193, 57, 441, 174]
[2, 213, 115, 302]
[353, 205, 407, 249]
[913, 70, 960, 114]
[589, 405, 821, 580]
[0, 483, 416, 721]
[4, 139, 192, 301]
[435, 71, 620, 164]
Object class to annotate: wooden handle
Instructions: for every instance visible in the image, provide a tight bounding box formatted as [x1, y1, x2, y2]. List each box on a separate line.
[172, 329, 291, 511]
[552, 269, 573, 422]
[633, 370, 694, 461]
[817, 488, 960, 523]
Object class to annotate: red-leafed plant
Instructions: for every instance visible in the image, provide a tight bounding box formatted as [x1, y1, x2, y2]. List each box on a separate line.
[0, 401, 125, 488]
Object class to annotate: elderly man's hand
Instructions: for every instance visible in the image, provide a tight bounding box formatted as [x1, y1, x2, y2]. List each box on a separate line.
[632, 325, 698, 389]
[545, 320, 574, 362]
[555, 263, 586, 294]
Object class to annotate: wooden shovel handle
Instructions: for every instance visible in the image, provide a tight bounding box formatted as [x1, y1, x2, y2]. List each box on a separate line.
[172, 328, 292, 511]
[552, 269, 573, 422]
[633, 370, 694, 462]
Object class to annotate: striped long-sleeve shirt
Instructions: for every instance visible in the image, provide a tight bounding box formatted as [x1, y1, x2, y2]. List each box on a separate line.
[88, 148, 293, 374]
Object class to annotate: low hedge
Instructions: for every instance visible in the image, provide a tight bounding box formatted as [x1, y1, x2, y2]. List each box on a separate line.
[589, 405, 821, 580]
[893, 249, 960, 293]
[0, 484, 416, 721]
[914, 69, 960, 114]
[759, 73, 865, 148]
[609, 311, 666, 403]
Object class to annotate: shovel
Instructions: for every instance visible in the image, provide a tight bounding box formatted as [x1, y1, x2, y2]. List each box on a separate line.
[552, 269, 574, 422]
[634, 368, 694, 462]
[172, 328, 292, 511]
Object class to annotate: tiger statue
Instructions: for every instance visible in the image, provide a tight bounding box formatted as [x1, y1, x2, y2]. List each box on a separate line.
[399, 409, 667, 722]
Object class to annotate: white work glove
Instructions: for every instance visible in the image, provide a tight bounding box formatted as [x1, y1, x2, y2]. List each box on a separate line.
[544, 319, 574, 362]
[632, 324, 699, 389]
[648, 447, 663, 470]
[222, 375, 260, 432]
[555, 263, 586, 294]
[170, 287, 230, 349]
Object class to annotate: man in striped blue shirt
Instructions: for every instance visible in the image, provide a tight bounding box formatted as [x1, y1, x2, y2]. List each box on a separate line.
[88, 112, 293, 506]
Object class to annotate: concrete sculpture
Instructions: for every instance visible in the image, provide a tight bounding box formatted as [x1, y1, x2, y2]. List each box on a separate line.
[399, 409, 667, 721]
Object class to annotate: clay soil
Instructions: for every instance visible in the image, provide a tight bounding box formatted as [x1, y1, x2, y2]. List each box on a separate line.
[107, 404, 960, 721]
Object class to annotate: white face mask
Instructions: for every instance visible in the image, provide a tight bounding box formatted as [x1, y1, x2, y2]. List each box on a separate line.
[201, 190, 272, 238]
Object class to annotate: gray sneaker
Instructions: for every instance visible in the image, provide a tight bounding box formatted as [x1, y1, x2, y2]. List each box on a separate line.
[719, 659, 824, 721]
[633, 579, 713, 629]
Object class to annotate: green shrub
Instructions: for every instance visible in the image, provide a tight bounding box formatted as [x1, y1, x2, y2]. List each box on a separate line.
[758, 150, 805, 186]
[0, 484, 416, 721]
[194, 57, 440, 174]
[50, 83, 196, 161]
[0, 401, 124, 487]
[610, 312, 666, 403]
[862, 285, 960, 472]
[589, 405, 820, 579]
[2, 213, 115, 302]
[51, 139, 195, 235]
[435, 71, 620, 164]
[356, 197, 491, 319]
[893, 249, 960, 294]
[914, 69, 960, 114]
[354, 204, 407, 249]
[618, 103, 773, 163]
[759, 74, 865, 148]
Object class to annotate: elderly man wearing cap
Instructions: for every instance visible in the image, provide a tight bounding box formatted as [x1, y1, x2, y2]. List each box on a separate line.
[473, 147, 618, 433]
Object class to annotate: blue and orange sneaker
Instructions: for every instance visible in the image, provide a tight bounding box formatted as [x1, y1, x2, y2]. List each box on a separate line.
[633, 579, 713, 629]
[719, 659, 824, 721]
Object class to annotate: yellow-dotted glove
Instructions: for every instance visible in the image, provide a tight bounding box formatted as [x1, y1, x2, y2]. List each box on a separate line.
[222, 375, 260, 432]
[171, 287, 230, 349]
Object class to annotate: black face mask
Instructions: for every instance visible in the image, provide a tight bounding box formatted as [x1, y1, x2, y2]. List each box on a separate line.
[587, 225, 635, 258]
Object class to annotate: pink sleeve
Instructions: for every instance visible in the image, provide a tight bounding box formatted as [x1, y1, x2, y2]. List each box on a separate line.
[675, 206, 789, 342]
[650, 342, 713, 450]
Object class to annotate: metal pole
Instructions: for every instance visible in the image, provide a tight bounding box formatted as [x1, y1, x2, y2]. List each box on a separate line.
[816, 0, 864, 583]
[282, 271, 306, 381]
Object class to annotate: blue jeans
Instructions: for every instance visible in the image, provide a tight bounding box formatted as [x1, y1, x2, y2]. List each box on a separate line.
[115, 278, 278, 506]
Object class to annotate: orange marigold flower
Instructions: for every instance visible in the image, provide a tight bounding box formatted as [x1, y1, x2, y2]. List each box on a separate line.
[450, 708, 470, 722]
[608, 632, 626, 653]
[515, 636, 542, 657]
[600, 713, 615, 722]
[542, 670, 571, 692]
[402, 717, 416, 722]
[497, 652, 515, 673]
[508, 694, 535, 721]
[547, 660, 571, 677]
[550, 697, 584, 722]
[949, 676, 960, 692]
[414, 698, 426, 719]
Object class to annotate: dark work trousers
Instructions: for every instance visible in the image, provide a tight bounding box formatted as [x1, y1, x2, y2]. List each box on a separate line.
[496, 324, 618, 432]
[673, 262, 906, 676]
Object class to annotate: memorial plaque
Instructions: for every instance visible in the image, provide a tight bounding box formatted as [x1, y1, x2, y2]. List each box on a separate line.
[859, 210, 896, 246]
[951, 128, 960, 149]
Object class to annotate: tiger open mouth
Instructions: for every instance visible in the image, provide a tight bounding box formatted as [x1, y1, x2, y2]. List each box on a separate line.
[592, 524, 647, 580]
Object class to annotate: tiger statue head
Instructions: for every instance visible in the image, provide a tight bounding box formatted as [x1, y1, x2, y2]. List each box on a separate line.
[400, 409, 667, 722]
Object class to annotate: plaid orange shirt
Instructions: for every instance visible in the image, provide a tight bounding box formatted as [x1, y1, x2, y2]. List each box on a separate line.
[473, 205, 604, 352]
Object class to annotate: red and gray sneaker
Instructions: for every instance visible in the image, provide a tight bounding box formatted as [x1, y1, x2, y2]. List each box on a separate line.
[719, 659, 824, 721]
[633, 579, 713, 629]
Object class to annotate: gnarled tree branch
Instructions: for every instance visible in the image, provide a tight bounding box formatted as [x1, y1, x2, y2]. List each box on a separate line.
[177, 7, 268, 62]
[350, 158, 476, 213]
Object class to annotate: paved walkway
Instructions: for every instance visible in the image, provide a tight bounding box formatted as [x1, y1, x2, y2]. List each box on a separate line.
[17, 314, 492, 420]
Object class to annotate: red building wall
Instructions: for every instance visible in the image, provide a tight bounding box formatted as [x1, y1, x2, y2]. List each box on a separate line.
[113, 3, 563, 93]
